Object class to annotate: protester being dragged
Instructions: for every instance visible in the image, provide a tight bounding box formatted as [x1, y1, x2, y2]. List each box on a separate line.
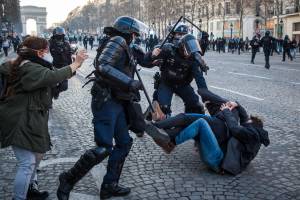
[145, 89, 270, 175]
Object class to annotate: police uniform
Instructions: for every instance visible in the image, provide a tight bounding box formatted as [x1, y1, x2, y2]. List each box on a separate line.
[49, 27, 72, 98]
[145, 32, 208, 116]
[250, 36, 260, 64]
[260, 31, 273, 69]
[57, 16, 147, 200]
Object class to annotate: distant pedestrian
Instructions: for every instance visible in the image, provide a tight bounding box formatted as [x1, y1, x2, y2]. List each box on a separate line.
[250, 35, 260, 64]
[12, 35, 21, 52]
[2, 37, 10, 57]
[89, 35, 95, 50]
[290, 37, 297, 59]
[83, 35, 88, 50]
[238, 38, 244, 55]
[260, 31, 273, 69]
[282, 35, 293, 62]
[0, 35, 3, 52]
[78, 35, 82, 46]
[245, 37, 249, 52]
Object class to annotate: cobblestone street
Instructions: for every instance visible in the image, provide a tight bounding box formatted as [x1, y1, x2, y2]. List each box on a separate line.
[1, 50, 300, 200]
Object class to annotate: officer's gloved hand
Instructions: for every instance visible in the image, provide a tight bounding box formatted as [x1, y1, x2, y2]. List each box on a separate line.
[129, 80, 143, 92]
[193, 52, 209, 75]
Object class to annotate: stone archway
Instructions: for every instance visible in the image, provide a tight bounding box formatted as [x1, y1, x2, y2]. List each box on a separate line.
[20, 6, 47, 35]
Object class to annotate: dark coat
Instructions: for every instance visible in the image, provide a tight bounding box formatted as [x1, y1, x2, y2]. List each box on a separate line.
[199, 89, 270, 174]
[155, 88, 270, 175]
[221, 109, 270, 175]
[0, 61, 72, 153]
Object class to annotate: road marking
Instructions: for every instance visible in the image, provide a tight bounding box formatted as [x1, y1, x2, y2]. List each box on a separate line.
[141, 68, 217, 73]
[228, 72, 271, 80]
[210, 85, 264, 101]
[241, 63, 300, 72]
[290, 82, 300, 85]
[39, 157, 79, 168]
[141, 68, 155, 73]
[70, 193, 99, 200]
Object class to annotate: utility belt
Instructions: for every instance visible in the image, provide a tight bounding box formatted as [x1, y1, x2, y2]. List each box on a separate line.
[91, 81, 145, 133]
[91, 80, 141, 109]
[91, 82, 111, 110]
[161, 71, 192, 87]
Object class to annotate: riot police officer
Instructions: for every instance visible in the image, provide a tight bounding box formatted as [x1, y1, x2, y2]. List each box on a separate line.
[49, 27, 72, 99]
[260, 31, 273, 69]
[145, 24, 208, 117]
[57, 16, 147, 200]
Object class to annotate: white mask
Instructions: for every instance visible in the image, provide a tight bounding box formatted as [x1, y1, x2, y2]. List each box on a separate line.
[42, 53, 53, 63]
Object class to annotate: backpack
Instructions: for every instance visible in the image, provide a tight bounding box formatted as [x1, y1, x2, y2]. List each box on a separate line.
[0, 73, 8, 101]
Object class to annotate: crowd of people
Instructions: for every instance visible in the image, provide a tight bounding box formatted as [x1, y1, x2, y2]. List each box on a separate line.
[0, 15, 289, 200]
[0, 34, 22, 57]
[209, 34, 299, 64]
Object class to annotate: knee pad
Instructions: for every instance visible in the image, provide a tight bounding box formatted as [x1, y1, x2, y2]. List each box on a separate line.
[84, 147, 110, 165]
[185, 102, 205, 114]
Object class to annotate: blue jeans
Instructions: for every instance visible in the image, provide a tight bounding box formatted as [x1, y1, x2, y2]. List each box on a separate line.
[157, 82, 200, 115]
[175, 118, 223, 170]
[12, 146, 43, 200]
[91, 98, 132, 184]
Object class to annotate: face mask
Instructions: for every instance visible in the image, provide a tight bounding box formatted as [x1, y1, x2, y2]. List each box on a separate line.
[42, 53, 53, 63]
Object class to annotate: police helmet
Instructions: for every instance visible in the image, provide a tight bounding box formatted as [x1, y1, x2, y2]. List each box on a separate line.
[265, 30, 270, 36]
[173, 24, 189, 35]
[178, 34, 201, 57]
[53, 27, 66, 36]
[104, 16, 148, 36]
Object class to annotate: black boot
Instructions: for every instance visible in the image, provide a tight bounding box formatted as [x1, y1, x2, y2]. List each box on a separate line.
[27, 181, 49, 200]
[144, 121, 175, 154]
[57, 148, 110, 200]
[100, 183, 131, 199]
[265, 64, 270, 69]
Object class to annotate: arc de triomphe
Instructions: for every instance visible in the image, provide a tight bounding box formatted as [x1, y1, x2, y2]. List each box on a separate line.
[20, 6, 47, 35]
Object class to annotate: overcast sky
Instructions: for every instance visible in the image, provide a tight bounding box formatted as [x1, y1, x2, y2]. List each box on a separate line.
[20, 0, 88, 28]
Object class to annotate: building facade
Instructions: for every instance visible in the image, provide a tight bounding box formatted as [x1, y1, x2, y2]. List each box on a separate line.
[194, 0, 275, 39]
[273, 0, 300, 40]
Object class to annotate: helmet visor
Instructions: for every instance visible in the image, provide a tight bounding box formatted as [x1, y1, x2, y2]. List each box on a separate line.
[180, 34, 201, 56]
[131, 18, 149, 36]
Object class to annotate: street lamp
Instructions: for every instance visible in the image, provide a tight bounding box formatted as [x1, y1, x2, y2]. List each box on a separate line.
[230, 22, 233, 39]
[255, 19, 260, 35]
[199, 19, 202, 30]
[279, 19, 283, 38]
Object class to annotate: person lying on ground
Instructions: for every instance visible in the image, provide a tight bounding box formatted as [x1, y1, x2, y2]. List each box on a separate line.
[145, 89, 270, 175]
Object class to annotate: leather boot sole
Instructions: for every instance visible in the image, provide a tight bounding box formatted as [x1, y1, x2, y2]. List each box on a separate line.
[145, 122, 175, 154]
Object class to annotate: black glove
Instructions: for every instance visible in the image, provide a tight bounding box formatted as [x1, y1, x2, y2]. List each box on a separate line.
[129, 80, 143, 92]
[193, 52, 209, 75]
